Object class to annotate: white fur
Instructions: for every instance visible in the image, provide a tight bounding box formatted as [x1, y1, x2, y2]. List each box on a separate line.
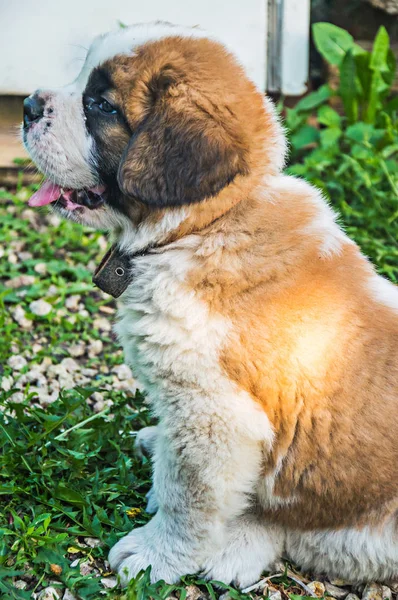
[368, 273, 398, 313]
[108, 241, 275, 584]
[23, 86, 96, 190]
[75, 22, 214, 91]
[262, 97, 288, 175]
[286, 519, 398, 582]
[202, 513, 283, 587]
[257, 458, 298, 509]
[266, 174, 351, 258]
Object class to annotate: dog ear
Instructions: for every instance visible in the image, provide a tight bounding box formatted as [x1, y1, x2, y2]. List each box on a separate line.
[117, 69, 248, 207]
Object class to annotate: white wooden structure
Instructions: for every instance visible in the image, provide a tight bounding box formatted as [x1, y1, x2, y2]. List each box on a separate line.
[0, 0, 310, 96]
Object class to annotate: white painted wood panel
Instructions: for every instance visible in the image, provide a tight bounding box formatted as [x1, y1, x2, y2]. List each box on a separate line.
[0, 0, 267, 94]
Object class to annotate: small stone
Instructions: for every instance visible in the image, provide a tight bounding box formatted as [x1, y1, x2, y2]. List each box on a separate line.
[308, 582, 326, 598]
[30, 386, 50, 403]
[12, 305, 25, 322]
[19, 251, 33, 261]
[88, 339, 103, 357]
[70, 558, 80, 568]
[268, 589, 281, 600]
[46, 284, 58, 296]
[93, 399, 105, 413]
[47, 213, 61, 227]
[79, 561, 93, 576]
[47, 364, 69, 379]
[97, 235, 108, 251]
[68, 343, 86, 358]
[58, 376, 75, 390]
[93, 317, 111, 332]
[346, 595, 361, 600]
[92, 392, 103, 402]
[116, 378, 138, 393]
[362, 584, 383, 600]
[8, 355, 27, 371]
[99, 305, 116, 314]
[14, 580, 28, 590]
[73, 374, 90, 386]
[113, 364, 132, 381]
[185, 585, 206, 600]
[382, 587, 392, 600]
[30, 299, 52, 316]
[61, 358, 80, 373]
[34, 262, 48, 275]
[21, 207, 38, 222]
[25, 369, 47, 387]
[39, 357, 53, 371]
[6, 275, 35, 288]
[10, 391, 24, 403]
[65, 295, 81, 311]
[37, 587, 61, 600]
[84, 537, 102, 548]
[1, 375, 14, 391]
[325, 583, 349, 599]
[32, 343, 43, 354]
[8, 252, 17, 264]
[81, 368, 98, 377]
[62, 591, 78, 600]
[101, 577, 117, 589]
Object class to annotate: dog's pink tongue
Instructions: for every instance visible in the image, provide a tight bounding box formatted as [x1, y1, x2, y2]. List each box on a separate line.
[29, 181, 62, 207]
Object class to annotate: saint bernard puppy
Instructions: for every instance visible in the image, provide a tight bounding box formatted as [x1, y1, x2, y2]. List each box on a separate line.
[23, 22, 398, 587]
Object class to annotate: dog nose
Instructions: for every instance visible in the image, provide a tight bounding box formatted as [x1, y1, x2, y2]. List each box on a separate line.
[23, 94, 45, 127]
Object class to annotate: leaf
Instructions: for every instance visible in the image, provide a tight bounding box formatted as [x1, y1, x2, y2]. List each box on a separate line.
[126, 507, 142, 518]
[366, 70, 387, 124]
[54, 485, 87, 507]
[312, 22, 363, 66]
[346, 122, 376, 142]
[294, 85, 332, 112]
[370, 26, 390, 73]
[385, 96, 398, 114]
[317, 105, 341, 128]
[355, 51, 372, 104]
[339, 49, 358, 124]
[290, 125, 320, 151]
[320, 127, 342, 148]
[382, 49, 397, 94]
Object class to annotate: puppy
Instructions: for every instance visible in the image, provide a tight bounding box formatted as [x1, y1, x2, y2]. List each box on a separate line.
[23, 22, 398, 587]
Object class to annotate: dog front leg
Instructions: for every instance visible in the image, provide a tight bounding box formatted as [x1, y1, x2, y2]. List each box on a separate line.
[109, 396, 272, 585]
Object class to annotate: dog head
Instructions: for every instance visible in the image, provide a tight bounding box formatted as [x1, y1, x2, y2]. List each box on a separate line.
[23, 22, 286, 244]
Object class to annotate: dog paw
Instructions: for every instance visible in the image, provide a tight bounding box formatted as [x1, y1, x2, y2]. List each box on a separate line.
[201, 520, 281, 588]
[108, 517, 200, 585]
[134, 426, 159, 459]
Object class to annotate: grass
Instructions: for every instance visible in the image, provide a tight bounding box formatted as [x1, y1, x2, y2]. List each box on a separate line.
[0, 186, 276, 600]
[0, 159, 397, 599]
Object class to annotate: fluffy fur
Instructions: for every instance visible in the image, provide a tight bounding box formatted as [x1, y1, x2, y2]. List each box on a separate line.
[23, 22, 398, 587]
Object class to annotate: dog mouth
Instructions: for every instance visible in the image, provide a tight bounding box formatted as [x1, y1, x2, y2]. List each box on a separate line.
[28, 181, 107, 211]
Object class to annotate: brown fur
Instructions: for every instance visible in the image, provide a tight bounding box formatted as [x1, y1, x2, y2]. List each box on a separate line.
[105, 36, 398, 533]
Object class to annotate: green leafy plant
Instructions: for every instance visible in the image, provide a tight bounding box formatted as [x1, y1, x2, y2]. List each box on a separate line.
[284, 23, 398, 282]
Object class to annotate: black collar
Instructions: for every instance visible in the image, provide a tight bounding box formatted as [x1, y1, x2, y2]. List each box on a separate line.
[92, 244, 138, 298]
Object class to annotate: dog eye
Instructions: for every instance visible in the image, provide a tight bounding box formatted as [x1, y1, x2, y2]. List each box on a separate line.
[98, 99, 117, 114]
